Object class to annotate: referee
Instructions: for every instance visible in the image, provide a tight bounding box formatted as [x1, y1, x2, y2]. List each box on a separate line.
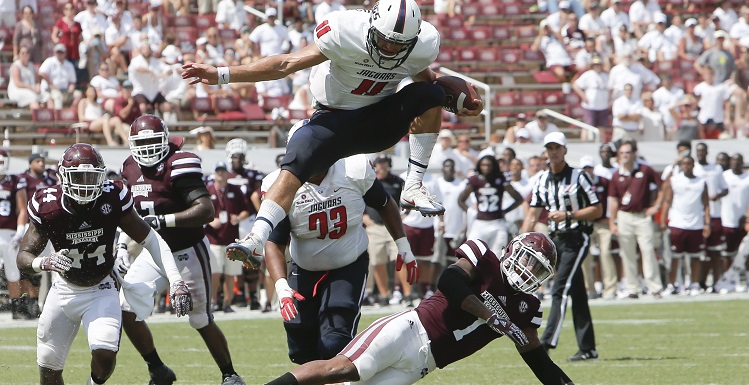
[521, 132, 603, 362]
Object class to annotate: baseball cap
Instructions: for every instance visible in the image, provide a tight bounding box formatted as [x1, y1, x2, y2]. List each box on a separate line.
[559, 0, 571, 9]
[517, 113, 527, 120]
[266, 8, 278, 17]
[611, 0, 622, 4]
[189, 126, 214, 135]
[516, 128, 531, 139]
[214, 161, 228, 171]
[196, 37, 208, 46]
[54, 43, 66, 53]
[685, 18, 698, 28]
[654, 13, 667, 24]
[579, 155, 596, 169]
[543, 132, 567, 147]
[536, 110, 549, 119]
[714, 30, 729, 39]
[374, 153, 392, 164]
[438, 128, 456, 139]
[29, 153, 44, 163]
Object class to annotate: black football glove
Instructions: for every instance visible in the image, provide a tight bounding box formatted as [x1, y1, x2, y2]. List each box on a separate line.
[143, 215, 167, 231]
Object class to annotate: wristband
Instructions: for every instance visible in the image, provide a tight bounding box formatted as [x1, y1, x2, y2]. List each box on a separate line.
[164, 214, 177, 228]
[217, 66, 230, 85]
[117, 243, 128, 250]
[32, 257, 43, 273]
[566, 211, 573, 220]
[16, 223, 28, 234]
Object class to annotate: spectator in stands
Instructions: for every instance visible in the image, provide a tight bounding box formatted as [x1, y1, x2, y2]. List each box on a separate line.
[665, 14, 685, 44]
[594, 143, 617, 180]
[693, 67, 732, 138]
[611, 83, 643, 141]
[696, 14, 717, 49]
[234, 26, 252, 59]
[112, 0, 133, 29]
[52, 4, 83, 70]
[579, 2, 605, 38]
[250, 9, 289, 58]
[89, 62, 121, 103]
[668, 95, 702, 141]
[198, 0, 219, 15]
[608, 50, 659, 100]
[75, 0, 108, 72]
[525, 111, 560, 143]
[281, 0, 302, 23]
[315, 0, 345, 26]
[575, 36, 600, 71]
[79, 85, 119, 146]
[716, 152, 730, 171]
[573, 55, 610, 141]
[430, 129, 460, 176]
[533, 19, 575, 82]
[160, 54, 190, 123]
[454, 135, 478, 176]
[612, 24, 638, 58]
[256, 78, 291, 108]
[628, 0, 661, 39]
[13, 6, 42, 63]
[638, 13, 677, 63]
[216, 0, 248, 32]
[38, 44, 79, 109]
[287, 18, 312, 54]
[562, 13, 587, 52]
[695, 30, 736, 83]
[170, 0, 189, 16]
[105, 11, 132, 66]
[600, 0, 630, 34]
[83, 27, 107, 82]
[592, 147, 618, 299]
[144, 1, 165, 48]
[105, 79, 140, 140]
[609, 140, 664, 299]
[0, 0, 16, 28]
[652, 74, 685, 138]
[713, 0, 738, 32]
[128, 43, 169, 115]
[639, 92, 665, 141]
[191, 126, 216, 151]
[205, 27, 226, 65]
[502, 113, 529, 145]
[129, 14, 147, 54]
[546, 0, 572, 33]
[678, 18, 704, 60]
[8, 46, 43, 110]
[729, 6, 749, 46]
[433, 0, 460, 18]
[160, 32, 182, 65]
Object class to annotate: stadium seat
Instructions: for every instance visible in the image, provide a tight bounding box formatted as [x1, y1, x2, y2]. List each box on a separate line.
[503, 3, 523, 16]
[457, 47, 478, 62]
[469, 27, 493, 42]
[500, 49, 521, 64]
[34, 108, 74, 135]
[493, 26, 511, 41]
[56, 108, 90, 141]
[240, 103, 266, 120]
[195, 14, 217, 29]
[495, 92, 517, 107]
[532, 70, 561, 83]
[447, 28, 470, 42]
[259, 95, 292, 112]
[519, 91, 541, 106]
[515, 25, 538, 40]
[173, 15, 193, 27]
[541, 91, 565, 105]
[191, 97, 216, 120]
[461, 4, 481, 16]
[215, 96, 247, 121]
[436, 48, 454, 63]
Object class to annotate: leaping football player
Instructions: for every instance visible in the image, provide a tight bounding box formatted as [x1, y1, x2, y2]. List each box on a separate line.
[16, 144, 191, 385]
[182, 0, 484, 268]
[117, 115, 245, 385]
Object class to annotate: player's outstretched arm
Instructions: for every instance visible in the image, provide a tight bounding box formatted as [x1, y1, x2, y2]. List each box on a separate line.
[517, 328, 575, 385]
[182, 44, 328, 85]
[16, 221, 54, 274]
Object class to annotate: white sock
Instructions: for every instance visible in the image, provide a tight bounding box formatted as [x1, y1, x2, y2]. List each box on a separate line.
[405, 133, 438, 187]
[250, 199, 287, 242]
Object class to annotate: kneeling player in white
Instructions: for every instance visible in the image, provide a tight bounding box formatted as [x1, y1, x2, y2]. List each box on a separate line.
[16, 144, 191, 385]
[264, 233, 574, 385]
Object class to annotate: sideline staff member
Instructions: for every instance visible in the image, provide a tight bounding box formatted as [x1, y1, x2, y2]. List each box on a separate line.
[522, 132, 603, 362]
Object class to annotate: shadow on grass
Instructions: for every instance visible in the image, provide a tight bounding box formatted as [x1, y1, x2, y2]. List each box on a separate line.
[603, 356, 683, 361]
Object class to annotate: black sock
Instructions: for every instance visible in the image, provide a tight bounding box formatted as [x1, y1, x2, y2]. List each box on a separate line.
[90, 372, 106, 384]
[220, 363, 237, 380]
[265, 372, 299, 385]
[142, 349, 164, 370]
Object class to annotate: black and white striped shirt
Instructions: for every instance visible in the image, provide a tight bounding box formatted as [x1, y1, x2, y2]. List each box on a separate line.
[529, 164, 599, 233]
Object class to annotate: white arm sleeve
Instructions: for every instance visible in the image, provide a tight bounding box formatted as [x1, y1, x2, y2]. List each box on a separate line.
[141, 228, 183, 284]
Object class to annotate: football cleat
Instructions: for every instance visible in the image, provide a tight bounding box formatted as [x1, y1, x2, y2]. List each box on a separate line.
[567, 349, 599, 362]
[221, 374, 246, 385]
[226, 233, 264, 269]
[148, 364, 176, 385]
[400, 182, 445, 216]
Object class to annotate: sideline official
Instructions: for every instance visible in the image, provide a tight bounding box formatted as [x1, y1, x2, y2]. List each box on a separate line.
[521, 132, 603, 362]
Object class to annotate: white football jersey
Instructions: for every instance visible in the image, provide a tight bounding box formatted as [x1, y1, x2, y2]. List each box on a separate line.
[311, 10, 440, 110]
[667, 173, 706, 230]
[262, 155, 376, 271]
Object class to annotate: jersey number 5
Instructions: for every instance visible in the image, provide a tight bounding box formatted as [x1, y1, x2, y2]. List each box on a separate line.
[309, 206, 347, 239]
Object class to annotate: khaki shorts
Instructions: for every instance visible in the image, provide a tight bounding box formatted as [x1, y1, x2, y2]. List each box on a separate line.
[366, 223, 397, 266]
[210, 244, 244, 276]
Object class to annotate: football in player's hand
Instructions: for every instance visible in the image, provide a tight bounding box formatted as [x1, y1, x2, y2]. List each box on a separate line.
[434, 76, 480, 113]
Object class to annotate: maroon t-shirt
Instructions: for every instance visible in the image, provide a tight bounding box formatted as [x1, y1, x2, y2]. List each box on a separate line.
[53, 18, 82, 60]
[205, 183, 250, 245]
[27, 180, 132, 286]
[121, 145, 206, 251]
[0, 175, 26, 230]
[609, 163, 661, 213]
[113, 96, 142, 125]
[468, 173, 506, 221]
[415, 240, 543, 368]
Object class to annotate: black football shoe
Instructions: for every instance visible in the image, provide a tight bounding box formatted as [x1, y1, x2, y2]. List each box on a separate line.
[567, 350, 599, 362]
[148, 364, 177, 385]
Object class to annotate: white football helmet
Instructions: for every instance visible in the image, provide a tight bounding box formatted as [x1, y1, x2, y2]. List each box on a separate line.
[129, 114, 170, 167]
[0, 149, 10, 175]
[226, 138, 248, 160]
[367, 0, 422, 70]
[500, 232, 557, 294]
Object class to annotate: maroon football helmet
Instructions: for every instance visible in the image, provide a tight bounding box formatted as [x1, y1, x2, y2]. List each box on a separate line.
[129, 114, 170, 167]
[58, 143, 107, 204]
[0, 149, 9, 174]
[500, 232, 557, 294]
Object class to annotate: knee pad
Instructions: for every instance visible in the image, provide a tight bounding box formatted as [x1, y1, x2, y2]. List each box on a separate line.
[188, 312, 210, 329]
[285, 325, 320, 364]
[37, 344, 65, 371]
[318, 330, 353, 360]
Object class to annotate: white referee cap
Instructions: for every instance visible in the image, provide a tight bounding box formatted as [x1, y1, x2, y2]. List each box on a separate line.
[543, 132, 567, 147]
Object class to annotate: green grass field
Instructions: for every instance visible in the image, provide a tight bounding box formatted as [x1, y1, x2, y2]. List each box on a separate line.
[1, 297, 748, 385]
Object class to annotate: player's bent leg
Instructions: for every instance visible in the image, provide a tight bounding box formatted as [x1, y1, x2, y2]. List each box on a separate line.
[39, 367, 64, 385]
[285, 324, 323, 364]
[265, 355, 359, 385]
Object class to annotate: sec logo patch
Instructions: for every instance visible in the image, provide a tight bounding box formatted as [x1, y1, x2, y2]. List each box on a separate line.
[101, 203, 112, 215]
[519, 301, 528, 313]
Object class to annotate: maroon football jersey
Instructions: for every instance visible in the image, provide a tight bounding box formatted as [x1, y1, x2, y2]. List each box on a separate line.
[468, 173, 507, 220]
[0, 175, 26, 230]
[205, 183, 250, 245]
[27, 180, 133, 287]
[121, 144, 206, 251]
[20, 169, 59, 197]
[414, 240, 543, 369]
[227, 167, 263, 215]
